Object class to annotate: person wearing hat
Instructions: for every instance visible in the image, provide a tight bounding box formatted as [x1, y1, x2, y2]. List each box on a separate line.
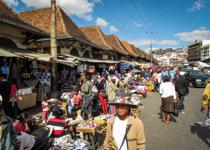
[200, 78, 210, 132]
[0, 94, 17, 150]
[104, 97, 145, 150]
[175, 71, 189, 113]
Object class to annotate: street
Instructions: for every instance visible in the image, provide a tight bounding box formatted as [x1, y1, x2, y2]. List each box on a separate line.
[141, 88, 210, 150]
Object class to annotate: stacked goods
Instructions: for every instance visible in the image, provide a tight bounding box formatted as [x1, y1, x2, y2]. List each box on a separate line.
[145, 80, 153, 92]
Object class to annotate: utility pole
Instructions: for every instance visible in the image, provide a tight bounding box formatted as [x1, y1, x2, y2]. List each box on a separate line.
[147, 32, 154, 64]
[51, 0, 57, 92]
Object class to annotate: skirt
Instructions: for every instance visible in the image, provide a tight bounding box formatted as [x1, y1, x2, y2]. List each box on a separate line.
[161, 96, 174, 113]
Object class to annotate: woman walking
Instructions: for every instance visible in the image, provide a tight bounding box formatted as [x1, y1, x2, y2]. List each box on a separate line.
[159, 76, 176, 124]
[98, 78, 108, 114]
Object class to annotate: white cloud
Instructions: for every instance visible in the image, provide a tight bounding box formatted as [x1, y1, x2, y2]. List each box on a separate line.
[20, 0, 100, 21]
[132, 21, 144, 28]
[109, 26, 119, 33]
[131, 39, 156, 47]
[21, 0, 50, 8]
[4, 0, 19, 7]
[187, 0, 205, 12]
[96, 17, 119, 33]
[159, 40, 178, 45]
[130, 39, 178, 47]
[96, 17, 109, 27]
[175, 27, 210, 42]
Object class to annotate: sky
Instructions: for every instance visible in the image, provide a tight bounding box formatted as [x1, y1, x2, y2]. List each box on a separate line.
[4, 0, 210, 51]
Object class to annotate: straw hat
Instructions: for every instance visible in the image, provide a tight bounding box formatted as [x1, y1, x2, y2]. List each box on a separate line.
[108, 96, 138, 108]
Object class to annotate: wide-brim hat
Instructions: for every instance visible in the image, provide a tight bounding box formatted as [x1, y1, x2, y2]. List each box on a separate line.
[108, 96, 138, 108]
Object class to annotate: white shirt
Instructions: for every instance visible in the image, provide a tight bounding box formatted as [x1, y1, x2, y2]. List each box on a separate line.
[157, 73, 162, 83]
[113, 117, 128, 150]
[159, 82, 176, 99]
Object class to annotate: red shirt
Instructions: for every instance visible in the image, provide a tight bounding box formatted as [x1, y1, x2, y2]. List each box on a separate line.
[47, 118, 67, 138]
[74, 94, 82, 106]
[14, 122, 26, 133]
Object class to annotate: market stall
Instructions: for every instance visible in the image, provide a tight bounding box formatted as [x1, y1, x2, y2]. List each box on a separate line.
[76, 114, 111, 148]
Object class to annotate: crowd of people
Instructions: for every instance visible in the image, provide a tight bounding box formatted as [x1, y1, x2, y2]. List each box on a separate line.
[1, 64, 210, 150]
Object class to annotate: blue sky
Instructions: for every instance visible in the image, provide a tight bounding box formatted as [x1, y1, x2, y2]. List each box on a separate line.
[5, 0, 210, 51]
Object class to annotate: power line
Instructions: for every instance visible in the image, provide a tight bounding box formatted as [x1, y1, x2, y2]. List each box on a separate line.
[140, 0, 161, 41]
[91, 0, 123, 28]
[119, 0, 149, 35]
[129, 0, 152, 33]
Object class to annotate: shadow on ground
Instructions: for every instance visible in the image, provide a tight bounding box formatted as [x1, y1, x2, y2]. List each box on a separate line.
[191, 123, 210, 147]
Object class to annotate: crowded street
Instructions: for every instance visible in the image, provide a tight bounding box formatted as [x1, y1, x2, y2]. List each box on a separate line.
[1, 0, 210, 150]
[141, 88, 210, 150]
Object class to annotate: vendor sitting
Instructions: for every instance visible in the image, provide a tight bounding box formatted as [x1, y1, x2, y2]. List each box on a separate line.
[66, 111, 83, 126]
[13, 114, 30, 134]
[47, 108, 68, 138]
[66, 110, 83, 138]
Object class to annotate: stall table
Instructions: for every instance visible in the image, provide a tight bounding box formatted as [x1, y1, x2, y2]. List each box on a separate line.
[76, 122, 106, 149]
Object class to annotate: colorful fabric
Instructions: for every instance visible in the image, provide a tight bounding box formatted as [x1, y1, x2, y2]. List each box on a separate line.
[47, 118, 67, 138]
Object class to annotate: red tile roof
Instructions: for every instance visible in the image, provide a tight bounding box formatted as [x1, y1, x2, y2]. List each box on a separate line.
[129, 44, 144, 58]
[19, 7, 89, 41]
[120, 41, 138, 57]
[105, 35, 129, 54]
[0, 0, 47, 36]
[80, 26, 112, 49]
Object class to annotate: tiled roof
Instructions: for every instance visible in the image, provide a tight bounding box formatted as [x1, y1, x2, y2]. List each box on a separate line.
[105, 35, 129, 54]
[0, 0, 48, 36]
[142, 51, 150, 60]
[80, 26, 112, 50]
[136, 48, 145, 58]
[19, 7, 89, 41]
[120, 41, 139, 57]
[130, 44, 143, 58]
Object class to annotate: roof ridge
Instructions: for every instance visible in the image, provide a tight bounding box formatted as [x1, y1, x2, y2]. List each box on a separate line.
[56, 6, 69, 36]
[95, 26, 110, 47]
[19, 7, 50, 14]
[111, 35, 128, 54]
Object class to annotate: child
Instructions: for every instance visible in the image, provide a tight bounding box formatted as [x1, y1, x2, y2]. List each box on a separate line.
[42, 96, 49, 124]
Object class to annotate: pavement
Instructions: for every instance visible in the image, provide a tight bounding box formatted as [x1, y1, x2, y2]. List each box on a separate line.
[141, 87, 210, 150]
[23, 88, 210, 150]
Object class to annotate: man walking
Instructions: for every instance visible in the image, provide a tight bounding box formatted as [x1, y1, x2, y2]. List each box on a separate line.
[104, 96, 146, 150]
[81, 73, 93, 119]
[176, 71, 189, 113]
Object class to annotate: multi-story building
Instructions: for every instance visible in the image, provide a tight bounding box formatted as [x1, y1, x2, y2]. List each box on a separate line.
[188, 40, 210, 62]
[201, 40, 210, 60]
[188, 41, 202, 62]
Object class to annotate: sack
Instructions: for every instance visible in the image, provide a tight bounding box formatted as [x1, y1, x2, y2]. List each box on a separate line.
[173, 102, 179, 117]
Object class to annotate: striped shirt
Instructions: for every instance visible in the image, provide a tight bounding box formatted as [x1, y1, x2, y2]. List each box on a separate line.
[47, 118, 67, 138]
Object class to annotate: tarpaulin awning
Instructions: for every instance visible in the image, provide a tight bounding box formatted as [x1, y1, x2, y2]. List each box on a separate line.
[119, 63, 132, 72]
[14, 50, 51, 62]
[0, 47, 18, 57]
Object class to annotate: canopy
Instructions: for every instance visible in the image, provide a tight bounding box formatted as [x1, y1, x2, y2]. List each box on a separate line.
[0, 47, 18, 57]
[119, 63, 132, 72]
